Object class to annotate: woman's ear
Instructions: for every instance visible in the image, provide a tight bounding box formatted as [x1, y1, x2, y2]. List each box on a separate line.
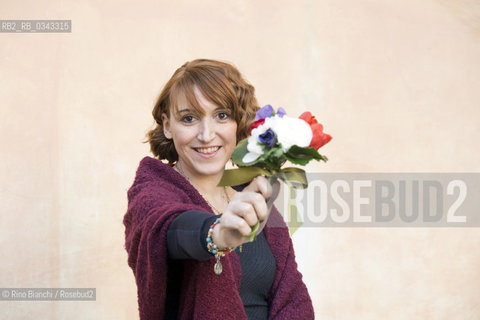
[161, 113, 172, 139]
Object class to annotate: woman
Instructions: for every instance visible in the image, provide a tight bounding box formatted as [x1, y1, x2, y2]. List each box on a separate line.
[123, 59, 314, 319]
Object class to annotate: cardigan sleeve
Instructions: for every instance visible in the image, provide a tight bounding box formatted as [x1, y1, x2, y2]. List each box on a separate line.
[269, 236, 314, 319]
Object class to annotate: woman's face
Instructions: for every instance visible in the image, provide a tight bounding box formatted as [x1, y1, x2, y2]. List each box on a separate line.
[162, 87, 237, 180]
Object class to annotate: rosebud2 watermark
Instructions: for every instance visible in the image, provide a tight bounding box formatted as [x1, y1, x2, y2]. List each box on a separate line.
[273, 173, 480, 228]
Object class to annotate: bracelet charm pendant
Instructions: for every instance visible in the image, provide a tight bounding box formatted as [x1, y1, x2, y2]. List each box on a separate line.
[214, 257, 223, 275]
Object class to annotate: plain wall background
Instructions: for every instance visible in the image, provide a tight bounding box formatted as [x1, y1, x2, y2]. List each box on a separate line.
[1, 0, 479, 319]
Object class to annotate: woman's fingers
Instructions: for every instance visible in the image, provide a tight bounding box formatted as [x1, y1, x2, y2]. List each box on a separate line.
[219, 212, 253, 237]
[232, 192, 268, 223]
[244, 176, 272, 200]
[231, 201, 258, 227]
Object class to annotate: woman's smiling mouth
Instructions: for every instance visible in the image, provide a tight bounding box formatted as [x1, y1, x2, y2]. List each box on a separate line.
[193, 146, 221, 155]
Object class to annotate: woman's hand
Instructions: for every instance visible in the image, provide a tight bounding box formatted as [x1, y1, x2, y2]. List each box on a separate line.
[212, 176, 281, 250]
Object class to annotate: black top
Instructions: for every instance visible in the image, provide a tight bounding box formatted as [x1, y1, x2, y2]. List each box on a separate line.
[167, 210, 276, 320]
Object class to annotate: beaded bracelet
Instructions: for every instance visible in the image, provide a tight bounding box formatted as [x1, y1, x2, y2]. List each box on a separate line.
[206, 218, 235, 275]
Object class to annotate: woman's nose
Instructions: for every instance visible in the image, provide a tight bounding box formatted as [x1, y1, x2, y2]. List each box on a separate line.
[197, 119, 216, 143]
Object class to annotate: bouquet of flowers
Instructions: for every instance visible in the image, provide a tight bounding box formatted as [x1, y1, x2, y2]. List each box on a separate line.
[218, 104, 332, 237]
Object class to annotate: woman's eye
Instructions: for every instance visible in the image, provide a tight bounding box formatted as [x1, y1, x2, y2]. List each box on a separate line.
[217, 112, 230, 120]
[181, 115, 195, 123]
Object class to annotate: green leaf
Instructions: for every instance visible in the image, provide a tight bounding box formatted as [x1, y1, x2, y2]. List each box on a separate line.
[231, 138, 254, 166]
[285, 153, 312, 166]
[286, 145, 328, 165]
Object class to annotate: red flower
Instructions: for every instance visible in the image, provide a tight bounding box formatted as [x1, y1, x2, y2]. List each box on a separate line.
[249, 118, 265, 135]
[299, 112, 332, 150]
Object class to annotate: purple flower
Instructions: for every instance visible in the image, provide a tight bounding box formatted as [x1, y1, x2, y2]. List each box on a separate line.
[255, 105, 275, 121]
[259, 128, 277, 149]
[276, 107, 287, 117]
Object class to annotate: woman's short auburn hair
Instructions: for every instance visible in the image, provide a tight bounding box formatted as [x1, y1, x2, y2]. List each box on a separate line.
[146, 59, 260, 164]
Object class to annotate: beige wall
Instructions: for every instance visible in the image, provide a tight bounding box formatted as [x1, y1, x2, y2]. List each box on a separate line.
[1, 0, 479, 319]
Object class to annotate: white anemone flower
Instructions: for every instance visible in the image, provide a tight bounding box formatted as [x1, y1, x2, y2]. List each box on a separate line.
[266, 115, 312, 151]
[242, 115, 313, 164]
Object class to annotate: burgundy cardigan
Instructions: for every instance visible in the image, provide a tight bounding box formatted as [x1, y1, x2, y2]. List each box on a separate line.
[123, 156, 314, 319]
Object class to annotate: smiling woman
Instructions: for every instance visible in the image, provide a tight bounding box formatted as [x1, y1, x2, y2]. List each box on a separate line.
[147, 59, 258, 165]
[123, 59, 314, 319]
